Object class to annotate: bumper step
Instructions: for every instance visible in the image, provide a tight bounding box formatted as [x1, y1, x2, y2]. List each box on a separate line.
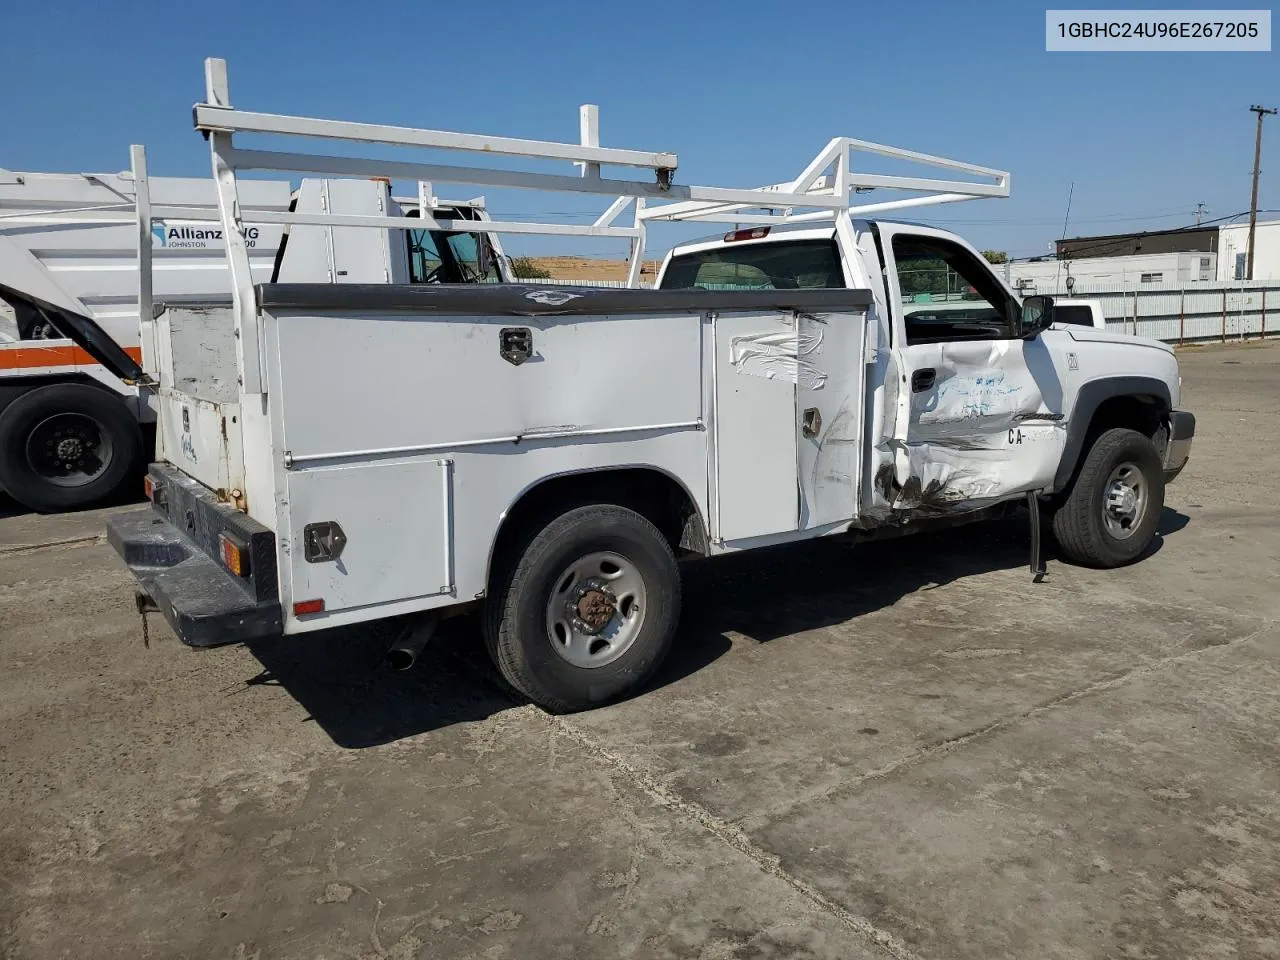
[108, 507, 282, 647]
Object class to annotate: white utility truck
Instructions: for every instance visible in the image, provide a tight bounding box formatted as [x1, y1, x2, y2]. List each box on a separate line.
[106, 59, 1194, 712]
[0, 154, 509, 511]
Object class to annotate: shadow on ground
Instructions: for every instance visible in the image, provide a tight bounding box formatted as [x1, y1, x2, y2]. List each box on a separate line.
[0, 487, 145, 520]
[247, 508, 1190, 749]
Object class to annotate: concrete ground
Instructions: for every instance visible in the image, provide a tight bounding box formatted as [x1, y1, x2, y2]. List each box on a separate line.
[2, 341, 1278, 960]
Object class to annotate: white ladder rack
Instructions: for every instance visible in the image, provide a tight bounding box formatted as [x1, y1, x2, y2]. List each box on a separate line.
[194, 56, 1010, 390]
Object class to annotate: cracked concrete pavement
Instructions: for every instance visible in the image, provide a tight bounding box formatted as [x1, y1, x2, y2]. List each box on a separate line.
[1, 340, 1278, 959]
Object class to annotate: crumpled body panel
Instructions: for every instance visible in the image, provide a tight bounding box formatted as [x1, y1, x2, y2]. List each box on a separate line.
[891, 338, 1068, 512]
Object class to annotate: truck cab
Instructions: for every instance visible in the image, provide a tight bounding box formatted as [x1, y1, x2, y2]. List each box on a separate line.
[657, 220, 1189, 528]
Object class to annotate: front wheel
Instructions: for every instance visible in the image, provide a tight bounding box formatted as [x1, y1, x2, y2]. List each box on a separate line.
[1051, 427, 1165, 568]
[484, 503, 681, 713]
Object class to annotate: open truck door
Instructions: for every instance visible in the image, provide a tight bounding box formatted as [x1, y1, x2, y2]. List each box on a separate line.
[876, 222, 1069, 513]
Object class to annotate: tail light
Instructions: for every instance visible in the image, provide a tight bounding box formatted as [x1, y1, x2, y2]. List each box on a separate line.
[218, 532, 250, 577]
[293, 599, 325, 616]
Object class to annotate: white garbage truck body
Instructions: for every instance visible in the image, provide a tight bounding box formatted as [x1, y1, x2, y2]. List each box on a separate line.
[0, 157, 509, 511]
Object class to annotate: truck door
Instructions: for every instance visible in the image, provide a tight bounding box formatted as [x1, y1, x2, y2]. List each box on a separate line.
[878, 224, 1067, 511]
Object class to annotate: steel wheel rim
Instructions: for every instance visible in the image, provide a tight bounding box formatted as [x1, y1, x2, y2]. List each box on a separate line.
[545, 550, 647, 668]
[24, 413, 114, 488]
[1102, 461, 1147, 540]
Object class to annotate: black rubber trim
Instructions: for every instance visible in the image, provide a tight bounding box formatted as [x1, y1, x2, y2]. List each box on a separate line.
[1169, 409, 1196, 441]
[255, 283, 874, 316]
[1052, 376, 1172, 494]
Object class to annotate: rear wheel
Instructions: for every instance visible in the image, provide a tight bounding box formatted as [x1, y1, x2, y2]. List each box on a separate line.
[484, 503, 681, 713]
[1051, 427, 1164, 568]
[0, 383, 142, 512]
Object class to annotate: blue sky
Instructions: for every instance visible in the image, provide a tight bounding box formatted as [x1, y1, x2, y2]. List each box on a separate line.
[3, 0, 1276, 259]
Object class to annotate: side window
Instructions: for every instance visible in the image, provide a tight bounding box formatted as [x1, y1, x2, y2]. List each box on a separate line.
[892, 235, 1018, 345]
[407, 229, 444, 284]
[444, 232, 501, 284]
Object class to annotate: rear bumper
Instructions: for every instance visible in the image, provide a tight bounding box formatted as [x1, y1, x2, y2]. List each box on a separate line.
[106, 464, 282, 647]
[1163, 409, 1195, 484]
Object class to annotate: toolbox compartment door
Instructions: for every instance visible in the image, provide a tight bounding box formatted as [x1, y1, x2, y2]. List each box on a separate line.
[282, 459, 453, 624]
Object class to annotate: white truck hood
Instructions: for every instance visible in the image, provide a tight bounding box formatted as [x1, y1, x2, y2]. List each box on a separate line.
[1065, 325, 1176, 356]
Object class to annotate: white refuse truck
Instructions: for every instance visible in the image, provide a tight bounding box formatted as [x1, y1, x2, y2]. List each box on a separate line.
[0, 154, 509, 511]
[106, 59, 1194, 712]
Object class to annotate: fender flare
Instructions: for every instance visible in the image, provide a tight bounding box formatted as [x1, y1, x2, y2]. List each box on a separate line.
[482, 463, 709, 589]
[1052, 376, 1171, 493]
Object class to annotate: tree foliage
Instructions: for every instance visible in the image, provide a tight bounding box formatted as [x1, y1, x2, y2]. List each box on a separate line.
[511, 256, 552, 279]
[981, 249, 1009, 264]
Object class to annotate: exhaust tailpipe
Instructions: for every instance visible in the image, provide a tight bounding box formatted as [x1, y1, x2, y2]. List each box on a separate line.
[386, 616, 438, 672]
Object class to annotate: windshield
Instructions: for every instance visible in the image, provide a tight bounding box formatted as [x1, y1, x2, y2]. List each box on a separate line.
[660, 238, 845, 290]
[406, 209, 503, 284]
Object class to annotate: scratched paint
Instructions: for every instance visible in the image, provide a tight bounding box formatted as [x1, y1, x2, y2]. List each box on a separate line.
[935, 372, 1024, 420]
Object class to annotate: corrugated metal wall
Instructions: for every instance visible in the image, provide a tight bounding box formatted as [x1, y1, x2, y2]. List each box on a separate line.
[1061, 279, 1280, 342]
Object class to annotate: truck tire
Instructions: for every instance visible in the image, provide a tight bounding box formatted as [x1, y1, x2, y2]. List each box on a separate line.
[0, 383, 142, 513]
[1051, 427, 1164, 568]
[484, 503, 681, 713]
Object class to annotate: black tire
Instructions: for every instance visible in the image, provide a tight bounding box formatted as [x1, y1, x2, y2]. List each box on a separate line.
[1051, 427, 1164, 568]
[484, 503, 681, 713]
[0, 383, 142, 513]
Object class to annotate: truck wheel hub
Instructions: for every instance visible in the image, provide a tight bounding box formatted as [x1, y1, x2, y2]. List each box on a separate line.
[1106, 482, 1137, 517]
[569, 580, 617, 634]
[1103, 462, 1146, 539]
[55, 437, 85, 462]
[546, 552, 647, 669]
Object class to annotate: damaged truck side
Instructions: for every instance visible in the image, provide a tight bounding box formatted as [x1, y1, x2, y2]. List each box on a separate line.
[105, 59, 1194, 712]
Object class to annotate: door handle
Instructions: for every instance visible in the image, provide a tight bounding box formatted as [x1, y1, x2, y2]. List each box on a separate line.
[801, 407, 822, 438]
[911, 368, 936, 393]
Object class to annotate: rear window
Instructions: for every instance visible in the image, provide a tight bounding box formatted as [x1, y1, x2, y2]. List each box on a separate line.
[660, 238, 845, 291]
[1054, 305, 1096, 327]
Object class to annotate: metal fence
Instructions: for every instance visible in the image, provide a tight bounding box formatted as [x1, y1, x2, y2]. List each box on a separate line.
[526, 276, 1280, 345]
[1048, 279, 1280, 343]
[524, 277, 638, 288]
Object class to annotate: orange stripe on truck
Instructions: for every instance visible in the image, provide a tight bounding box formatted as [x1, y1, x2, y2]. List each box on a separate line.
[0, 344, 142, 371]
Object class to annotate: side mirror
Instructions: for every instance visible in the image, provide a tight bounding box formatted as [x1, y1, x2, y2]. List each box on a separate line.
[1021, 295, 1055, 339]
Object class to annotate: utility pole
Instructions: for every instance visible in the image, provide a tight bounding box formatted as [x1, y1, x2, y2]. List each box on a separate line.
[1194, 202, 1207, 225]
[1246, 104, 1277, 281]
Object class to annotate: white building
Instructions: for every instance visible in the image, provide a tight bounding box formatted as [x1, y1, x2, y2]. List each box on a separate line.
[1000, 219, 1280, 294]
[1218, 221, 1280, 281]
